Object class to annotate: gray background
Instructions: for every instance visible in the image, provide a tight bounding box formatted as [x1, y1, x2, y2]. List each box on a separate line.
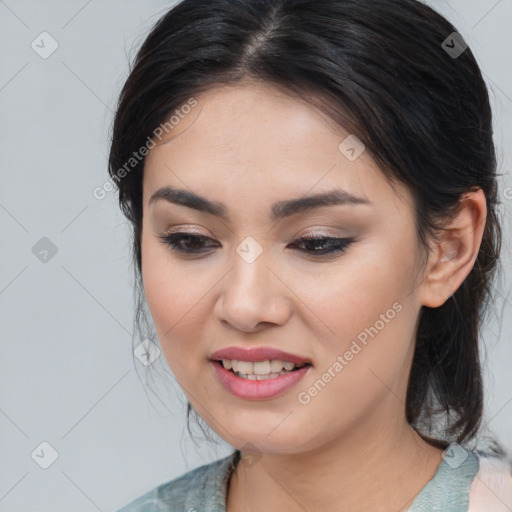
[0, 1, 511, 511]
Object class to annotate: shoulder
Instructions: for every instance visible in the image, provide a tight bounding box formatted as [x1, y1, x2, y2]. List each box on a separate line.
[468, 452, 512, 512]
[115, 450, 240, 512]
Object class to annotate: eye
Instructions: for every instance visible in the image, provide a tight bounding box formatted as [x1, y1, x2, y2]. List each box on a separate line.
[158, 232, 218, 255]
[158, 232, 355, 258]
[290, 234, 355, 257]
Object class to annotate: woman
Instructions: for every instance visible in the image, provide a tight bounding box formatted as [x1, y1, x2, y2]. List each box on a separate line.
[110, 0, 512, 510]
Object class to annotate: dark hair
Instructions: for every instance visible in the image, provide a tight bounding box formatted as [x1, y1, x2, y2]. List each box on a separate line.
[108, 0, 505, 455]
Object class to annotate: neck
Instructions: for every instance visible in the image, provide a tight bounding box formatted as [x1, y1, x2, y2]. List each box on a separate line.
[226, 416, 444, 512]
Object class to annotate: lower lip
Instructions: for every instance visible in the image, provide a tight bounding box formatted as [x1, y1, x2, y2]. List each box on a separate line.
[210, 361, 311, 400]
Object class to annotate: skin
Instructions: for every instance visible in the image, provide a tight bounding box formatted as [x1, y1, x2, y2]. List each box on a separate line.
[141, 80, 487, 512]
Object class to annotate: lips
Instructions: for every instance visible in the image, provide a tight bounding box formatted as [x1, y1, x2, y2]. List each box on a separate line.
[211, 360, 311, 400]
[209, 346, 312, 366]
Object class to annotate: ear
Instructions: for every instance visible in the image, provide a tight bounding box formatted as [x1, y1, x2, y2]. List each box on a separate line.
[419, 189, 487, 308]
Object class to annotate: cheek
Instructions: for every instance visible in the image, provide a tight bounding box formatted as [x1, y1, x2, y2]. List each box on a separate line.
[141, 230, 220, 385]
[142, 266, 200, 383]
[293, 244, 418, 394]
[294, 246, 414, 342]
[141, 232, 190, 357]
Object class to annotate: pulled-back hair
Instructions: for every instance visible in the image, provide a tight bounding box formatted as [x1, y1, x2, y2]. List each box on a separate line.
[108, 0, 505, 454]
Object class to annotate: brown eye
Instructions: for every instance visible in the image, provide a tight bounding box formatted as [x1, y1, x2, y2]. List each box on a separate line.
[158, 232, 355, 259]
[289, 236, 355, 257]
[158, 232, 218, 254]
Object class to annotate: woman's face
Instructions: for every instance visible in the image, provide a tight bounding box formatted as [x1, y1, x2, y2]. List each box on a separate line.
[141, 81, 429, 454]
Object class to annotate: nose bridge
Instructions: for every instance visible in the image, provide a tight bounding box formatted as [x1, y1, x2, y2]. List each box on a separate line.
[229, 235, 272, 303]
[215, 235, 292, 331]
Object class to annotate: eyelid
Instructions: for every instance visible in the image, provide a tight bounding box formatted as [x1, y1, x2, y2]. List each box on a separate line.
[162, 225, 347, 239]
[163, 225, 210, 236]
[294, 227, 345, 238]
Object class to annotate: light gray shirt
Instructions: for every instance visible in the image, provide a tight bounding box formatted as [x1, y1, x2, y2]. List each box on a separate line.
[116, 448, 484, 511]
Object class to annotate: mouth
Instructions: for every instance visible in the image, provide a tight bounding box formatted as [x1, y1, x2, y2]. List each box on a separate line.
[211, 358, 313, 380]
[210, 357, 312, 400]
[208, 346, 313, 398]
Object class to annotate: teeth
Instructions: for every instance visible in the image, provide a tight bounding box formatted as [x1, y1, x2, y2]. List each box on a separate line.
[270, 359, 284, 372]
[220, 358, 307, 376]
[221, 358, 295, 373]
[237, 361, 253, 374]
[237, 369, 293, 380]
[253, 361, 271, 375]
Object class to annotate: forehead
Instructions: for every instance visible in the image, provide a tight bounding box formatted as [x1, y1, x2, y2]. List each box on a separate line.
[142, 82, 410, 214]
[148, 81, 350, 160]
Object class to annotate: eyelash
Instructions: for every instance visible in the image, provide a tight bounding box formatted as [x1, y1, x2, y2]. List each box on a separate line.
[157, 232, 355, 258]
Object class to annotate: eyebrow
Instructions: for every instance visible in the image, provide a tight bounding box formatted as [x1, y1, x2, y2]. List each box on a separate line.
[149, 186, 372, 221]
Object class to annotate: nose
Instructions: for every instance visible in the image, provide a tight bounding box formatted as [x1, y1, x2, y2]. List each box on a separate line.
[213, 252, 293, 333]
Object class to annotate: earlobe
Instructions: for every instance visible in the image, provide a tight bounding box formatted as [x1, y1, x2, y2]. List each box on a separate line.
[419, 189, 487, 309]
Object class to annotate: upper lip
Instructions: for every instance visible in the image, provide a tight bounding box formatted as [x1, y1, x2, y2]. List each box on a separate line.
[209, 346, 312, 365]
